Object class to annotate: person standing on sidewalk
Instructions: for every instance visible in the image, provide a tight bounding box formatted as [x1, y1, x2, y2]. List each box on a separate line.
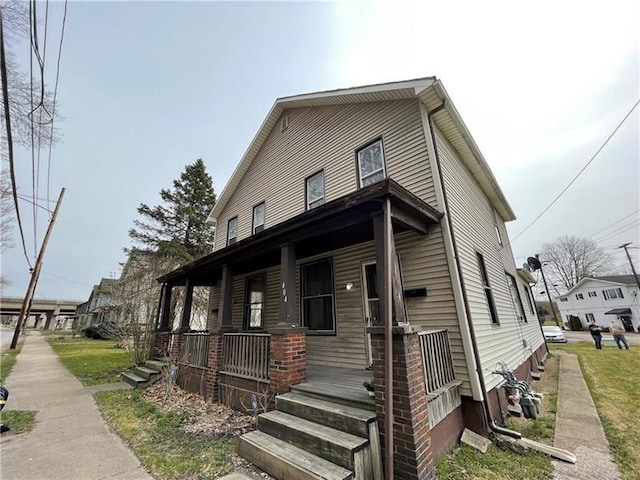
[588, 320, 603, 349]
[610, 319, 630, 350]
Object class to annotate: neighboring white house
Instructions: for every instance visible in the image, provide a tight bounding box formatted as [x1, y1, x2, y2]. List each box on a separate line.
[556, 275, 640, 333]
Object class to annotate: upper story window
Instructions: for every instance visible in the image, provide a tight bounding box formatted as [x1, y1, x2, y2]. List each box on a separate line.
[559, 297, 568, 302]
[301, 258, 335, 333]
[281, 115, 289, 132]
[506, 273, 526, 322]
[588, 291, 597, 297]
[576, 293, 584, 300]
[227, 217, 238, 246]
[357, 139, 386, 187]
[306, 170, 325, 210]
[603, 288, 624, 300]
[494, 224, 503, 246]
[244, 275, 266, 331]
[476, 252, 499, 325]
[252, 203, 265, 234]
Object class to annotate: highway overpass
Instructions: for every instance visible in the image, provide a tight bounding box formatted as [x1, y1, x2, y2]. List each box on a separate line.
[0, 297, 83, 329]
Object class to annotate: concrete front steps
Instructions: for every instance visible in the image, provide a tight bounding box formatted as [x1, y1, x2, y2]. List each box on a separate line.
[239, 391, 382, 480]
[121, 357, 169, 388]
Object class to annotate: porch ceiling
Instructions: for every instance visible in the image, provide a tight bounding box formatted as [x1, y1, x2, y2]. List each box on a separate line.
[158, 179, 443, 287]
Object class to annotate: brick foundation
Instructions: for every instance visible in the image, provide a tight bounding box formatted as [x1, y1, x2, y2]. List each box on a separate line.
[205, 332, 225, 402]
[169, 332, 183, 365]
[268, 327, 306, 394]
[152, 331, 171, 358]
[370, 326, 435, 480]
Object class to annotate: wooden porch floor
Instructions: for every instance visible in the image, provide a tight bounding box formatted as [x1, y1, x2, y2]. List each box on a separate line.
[292, 365, 376, 411]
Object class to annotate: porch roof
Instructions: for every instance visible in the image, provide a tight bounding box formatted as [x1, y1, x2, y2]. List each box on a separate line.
[158, 179, 443, 286]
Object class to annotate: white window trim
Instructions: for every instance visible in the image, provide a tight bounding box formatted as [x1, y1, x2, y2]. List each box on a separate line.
[357, 139, 386, 188]
[252, 203, 265, 234]
[227, 217, 237, 246]
[306, 170, 325, 210]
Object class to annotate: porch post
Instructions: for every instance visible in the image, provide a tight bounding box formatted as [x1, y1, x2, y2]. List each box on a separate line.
[159, 284, 172, 331]
[278, 243, 299, 327]
[153, 284, 172, 358]
[179, 279, 193, 332]
[217, 265, 234, 329]
[209, 266, 236, 402]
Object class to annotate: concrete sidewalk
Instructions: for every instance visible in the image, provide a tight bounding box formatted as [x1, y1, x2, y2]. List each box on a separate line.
[553, 351, 620, 480]
[1, 332, 152, 480]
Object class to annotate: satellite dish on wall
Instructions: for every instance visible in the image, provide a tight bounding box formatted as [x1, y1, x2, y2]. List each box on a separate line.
[522, 263, 532, 272]
[527, 256, 542, 271]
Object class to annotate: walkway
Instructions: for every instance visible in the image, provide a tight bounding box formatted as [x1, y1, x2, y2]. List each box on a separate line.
[553, 351, 621, 480]
[0, 332, 152, 480]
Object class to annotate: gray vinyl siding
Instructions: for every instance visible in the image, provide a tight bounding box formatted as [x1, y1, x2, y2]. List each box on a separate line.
[435, 127, 545, 391]
[214, 99, 437, 251]
[205, 229, 469, 390]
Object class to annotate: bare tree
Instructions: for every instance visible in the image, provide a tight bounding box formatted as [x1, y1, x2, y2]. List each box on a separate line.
[108, 251, 175, 365]
[541, 236, 615, 292]
[0, 165, 13, 291]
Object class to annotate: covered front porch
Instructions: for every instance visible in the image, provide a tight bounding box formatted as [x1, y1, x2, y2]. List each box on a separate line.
[153, 179, 459, 478]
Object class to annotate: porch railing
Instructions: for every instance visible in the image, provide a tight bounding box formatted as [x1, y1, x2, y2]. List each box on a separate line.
[222, 333, 270, 381]
[180, 332, 210, 368]
[419, 329, 456, 394]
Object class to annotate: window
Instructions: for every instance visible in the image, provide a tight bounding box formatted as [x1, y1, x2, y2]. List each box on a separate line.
[252, 203, 265, 234]
[281, 115, 289, 132]
[585, 313, 595, 322]
[306, 171, 324, 210]
[576, 293, 584, 300]
[588, 291, 597, 297]
[227, 217, 238, 246]
[244, 275, 266, 330]
[523, 284, 535, 315]
[506, 273, 526, 322]
[603, 288, 624, 300]
[301, 258, 335, 332]
[476, 252, 499, 324]
[559, 297, 568, 302]
[494, 224, 503, 246]
[357, 139, 386, 187]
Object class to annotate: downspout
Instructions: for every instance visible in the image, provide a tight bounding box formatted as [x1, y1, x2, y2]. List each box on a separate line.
[426, 101, 521, 439]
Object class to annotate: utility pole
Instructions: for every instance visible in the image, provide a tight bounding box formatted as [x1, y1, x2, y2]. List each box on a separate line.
[10, 188, 66, 349]
[619, 243, 640, 291]
[536, 254, 561, 328]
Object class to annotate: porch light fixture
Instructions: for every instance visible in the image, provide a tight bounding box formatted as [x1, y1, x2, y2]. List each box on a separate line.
[345, 282, 354, 290]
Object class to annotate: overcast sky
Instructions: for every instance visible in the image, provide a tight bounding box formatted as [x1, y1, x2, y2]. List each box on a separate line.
[2, 0, 639, 302]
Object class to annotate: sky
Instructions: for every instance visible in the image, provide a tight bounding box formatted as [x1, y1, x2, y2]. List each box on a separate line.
[1, 0, 639, 303]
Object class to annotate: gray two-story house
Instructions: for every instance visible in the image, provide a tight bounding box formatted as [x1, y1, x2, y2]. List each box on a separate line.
[154, 77, 546, 480]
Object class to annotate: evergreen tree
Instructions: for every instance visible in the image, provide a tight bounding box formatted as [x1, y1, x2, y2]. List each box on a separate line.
[129, 159, 216, 263]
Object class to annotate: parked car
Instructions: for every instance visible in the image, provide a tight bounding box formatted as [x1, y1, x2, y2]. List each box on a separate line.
[542, 326, 568, 343]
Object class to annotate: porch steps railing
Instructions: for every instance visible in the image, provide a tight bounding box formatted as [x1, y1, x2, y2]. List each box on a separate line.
[419, 329, 461, 428]
[180, 332, 210, 367]
[222, 333, 270, 381]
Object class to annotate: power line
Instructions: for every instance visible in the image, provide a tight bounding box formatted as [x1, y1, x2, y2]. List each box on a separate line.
[0, 6, 33, 270]
[16, 194, 54, 214]
[510, 98, 640, 244]
[45, 0, 67, 205]
[588, 208, 640, 239]
[592, 220, 640, 245]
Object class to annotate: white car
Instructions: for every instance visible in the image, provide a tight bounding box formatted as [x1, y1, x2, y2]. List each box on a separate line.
[542, 326, 568, 343]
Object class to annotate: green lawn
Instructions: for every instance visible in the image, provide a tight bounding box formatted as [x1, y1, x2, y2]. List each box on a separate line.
[48, 336, 133, 386]
[549, 341, 639, 480]
[0, 410, 37, 434]
[1, 337, 24, 381]
[95, 389, 236, 480]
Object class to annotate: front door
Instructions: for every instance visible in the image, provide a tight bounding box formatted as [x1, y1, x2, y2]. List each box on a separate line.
[362, 262, 379, 367]
[620, 316, 633, 333]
